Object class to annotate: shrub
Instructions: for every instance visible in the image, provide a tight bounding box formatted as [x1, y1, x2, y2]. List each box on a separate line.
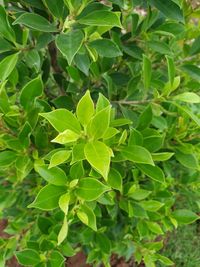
[0, 1, 200, 266]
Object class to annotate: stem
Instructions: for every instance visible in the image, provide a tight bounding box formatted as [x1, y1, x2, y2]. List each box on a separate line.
[112, 99, 152, 105]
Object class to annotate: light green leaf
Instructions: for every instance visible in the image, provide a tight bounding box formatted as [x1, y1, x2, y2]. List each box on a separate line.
[89, 39, 122, 58]
[0, 151, 17, 167]
[13, 12, 57, 32]
[58, 216, 68, 245]
[49, 250, 65, 267]
[76, 177, 110, 201]
[121, 145, 154, 166]
[56, 30, 84, 65]
[0, 6, 15, 42]
[20, 76, 43, 110]
[84, 141, 111, 180]
[146, 221, 163, 235]
[40, 109, 81, 133]
[78, 11, 122, 28]
[96, 93, 110, 112]
[127, 188, 151, 200]
[15, 249, 41, 266]
[173, 92, 200, 103]
[166, 55, 175, 85]
[35, 164, 68, 185]
[28, 184, 66, 210]
[157, 254, 174, 266]
[87, 106, 111, 140]
[172, 209, 199, 224]
[148, 41, 172, 55]
[140, 200, 164, 211]
[59, 192, 70, 215]
[76, 90, 94, 126]
[49, 150, 71, 168]
[77, 203, 97, 231]
[52, 129, 80, 144]
[107, 168, 122, 192]
[0, 53, 18, 82]
[71, 143, 85, 164]
[137, 164, 165, 183]
[143, 55, 151, 90]
[151, 152, 174, 161]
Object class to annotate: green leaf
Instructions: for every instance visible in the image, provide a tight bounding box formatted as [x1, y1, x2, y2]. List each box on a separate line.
[143, 55, 151, 90]
[0, 6, 15, 42]
[58, 216, 68, 245]
[107, 168, 122, 192]
[56, 30, 84, 65]
[52, 130, 80, 144]
[96, 93, 110, 112]
[0, 151, 17, 167]
[59, 192, 70, 215]
[146, 221, 163, 235]
[35, 164, 68, 185]
[166, 56, 175, 85]
[15, 249, 41, 266]
[140, 200, 164, 212]
[20, 76, 43, 110]
[190, 36, 200, 55]
[137, 164, 165, 184]
[121, 145, 154, 166]
[40, 109, 81, 133]
[76, 90, 94, 127]
[181, 64, 200, 82]
[149, 0, 184, 22]
[0, 37, 13, 53]
[13, 12, 57, 32]
[44, 0, 65, 19]
[49, 150, 71, 168]
[77, 203, 97, 231]
[70, 161, 85, 180]
[170, 101, 200, 127]
[49, 250, 65, 267]
[175, 151, 198, 170]
[78, 11, 122, 28]
[127, 188, 151, 201]
[87, 105, 111, 140]
[71, 143, 85, 164]
[157, 254, 174, 266]
[137, 105, 152, 130]
[148, 40, 172, 55]
[128, 128, 143, 146]
[89, 39, 122, 58]
[173, 92, 200, 103]
[151, 152, 174, 161]
[84, 141, 111, 180]
[76, 177, 110, 201]
[0, 53, 18, 82]
[28, 184, 66, 210]
[172, 209, 199, 224]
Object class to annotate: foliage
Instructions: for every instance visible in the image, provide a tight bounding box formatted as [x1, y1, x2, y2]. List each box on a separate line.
[0, 0, 200, 266]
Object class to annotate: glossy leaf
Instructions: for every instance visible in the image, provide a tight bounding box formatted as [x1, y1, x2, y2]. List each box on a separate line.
[77, 203, 97, 231]
[76, 178, 110, 201]
[28, 184, 66, 210]
[84, 141, 111, 180]
[15, 249, 41, 266]
[13, 12, 57, 32]
[40, 109, 81, 133]
[121, 145, 154, 166]
[0, 53, 18, 82]
[78, 11, 122, 28]
[52, 130, 80, 144]
[20, 76, 43, 110]
[56, 30, 84, 65]
[137, 164, 165, 184]
[76, 90, 94, 126]
[89, 39, 122, 58]
[35, 164, 68, 185]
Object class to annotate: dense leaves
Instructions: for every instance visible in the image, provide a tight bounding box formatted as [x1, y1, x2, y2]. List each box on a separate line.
[0, 1, 200, 267]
